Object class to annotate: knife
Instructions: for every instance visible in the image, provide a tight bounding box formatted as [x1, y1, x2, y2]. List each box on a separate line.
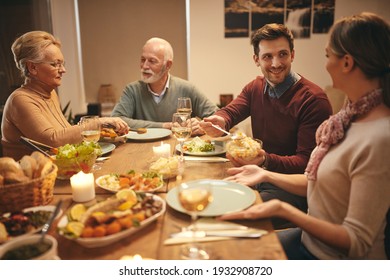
[170, 229, 267, 239]
[184, 156, 229, 163]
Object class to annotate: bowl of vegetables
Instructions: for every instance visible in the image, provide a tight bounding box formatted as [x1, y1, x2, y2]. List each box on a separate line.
[54, 142, 102, 180]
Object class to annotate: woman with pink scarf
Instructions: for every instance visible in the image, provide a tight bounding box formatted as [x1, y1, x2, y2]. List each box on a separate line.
[219, 12, 390, 259]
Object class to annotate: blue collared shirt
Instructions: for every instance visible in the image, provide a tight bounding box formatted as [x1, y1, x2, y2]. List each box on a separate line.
[264, 72, 301, 99]
[148, 75, 171, 103]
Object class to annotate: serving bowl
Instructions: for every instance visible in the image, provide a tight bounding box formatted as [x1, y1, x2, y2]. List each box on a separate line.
[0, 234, 59, 260]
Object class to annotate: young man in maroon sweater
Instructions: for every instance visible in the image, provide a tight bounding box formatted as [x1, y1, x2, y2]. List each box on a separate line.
[200, 23, 332, 229]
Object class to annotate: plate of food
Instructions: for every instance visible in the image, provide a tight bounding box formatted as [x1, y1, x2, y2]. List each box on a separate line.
[57, 191, 165, 248]
[166, 179, 256, 217]
[176, 137, 226, 156]
[100, 127, 127, 143]
[0, 205, 62, 244]
[126, 128, 171, 141]
[95, 170, 164, 193]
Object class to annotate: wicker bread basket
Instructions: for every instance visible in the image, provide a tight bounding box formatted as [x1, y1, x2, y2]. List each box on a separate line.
[0, 164, 58, 214]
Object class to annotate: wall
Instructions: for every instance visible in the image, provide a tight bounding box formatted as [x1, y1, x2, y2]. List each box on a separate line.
[77, 0, 187, 105]
[189, 0, 390, 106]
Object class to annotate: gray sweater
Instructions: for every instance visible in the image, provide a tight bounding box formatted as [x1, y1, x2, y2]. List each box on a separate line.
[111, 76, 218, 128]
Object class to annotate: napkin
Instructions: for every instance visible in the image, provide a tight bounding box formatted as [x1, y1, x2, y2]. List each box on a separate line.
[183, 156, 229, 163]
[164, 218, 267, 245]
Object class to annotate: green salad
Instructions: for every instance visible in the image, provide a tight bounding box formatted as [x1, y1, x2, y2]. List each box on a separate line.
[55, 142, 102, 179]
[183, 137, 215, 153]
[56, 142, 102, 159]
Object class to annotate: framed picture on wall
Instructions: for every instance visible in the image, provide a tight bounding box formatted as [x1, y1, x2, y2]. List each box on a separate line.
[224, 0, 250, 38]
[251, 0, 284, 32]
[285, 0, 312, 39]
[313, 0, 335, 34]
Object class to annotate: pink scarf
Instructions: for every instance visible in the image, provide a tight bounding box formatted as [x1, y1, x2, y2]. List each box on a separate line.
[305, 88, 384, 181]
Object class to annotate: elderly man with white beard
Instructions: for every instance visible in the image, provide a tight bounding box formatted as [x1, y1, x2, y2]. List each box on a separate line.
[111, 37, 218, 136]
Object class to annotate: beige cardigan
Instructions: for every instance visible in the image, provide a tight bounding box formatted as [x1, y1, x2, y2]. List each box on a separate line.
[1, 86, 94, 160]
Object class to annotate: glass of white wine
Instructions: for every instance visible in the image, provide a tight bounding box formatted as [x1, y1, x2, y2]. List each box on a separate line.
[80, 115, 101, 144]
[178, 182, 213, 259]
[177, 97, 192, 115]
[79, 115, 101, 170]
[171, 112, 192, 161]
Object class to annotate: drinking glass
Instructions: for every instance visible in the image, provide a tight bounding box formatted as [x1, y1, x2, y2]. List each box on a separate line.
[171, 113, 192, 161]
[177, 97, 192, 115]
[178, 182, 213, 259]
[79, 115, 101, 144]
[79, 115, 101, 170]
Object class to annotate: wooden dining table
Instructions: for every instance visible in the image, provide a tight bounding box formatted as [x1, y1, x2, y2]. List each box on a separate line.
[48, 133, 287, 260]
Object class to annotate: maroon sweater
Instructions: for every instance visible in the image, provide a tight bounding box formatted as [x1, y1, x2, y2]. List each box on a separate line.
[216, 75, 332, 174]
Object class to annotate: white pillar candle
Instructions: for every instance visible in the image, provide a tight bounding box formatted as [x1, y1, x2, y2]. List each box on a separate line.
[70, 171, 95, 202]
[152, 142, 171, 158]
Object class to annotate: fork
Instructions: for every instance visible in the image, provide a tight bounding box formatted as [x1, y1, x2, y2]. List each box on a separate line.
[210, 124, 243, 140]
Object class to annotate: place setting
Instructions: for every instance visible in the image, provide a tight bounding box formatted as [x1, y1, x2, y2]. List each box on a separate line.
[164, 179, 267, 259]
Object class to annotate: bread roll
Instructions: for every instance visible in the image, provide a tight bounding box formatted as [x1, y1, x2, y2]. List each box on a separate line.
[3, 171, 29, 184]
[0, 157, 22, 174]
[36, 157, 53, 178]
[19, 155, 37, 179]
[30, 151, 52, 178]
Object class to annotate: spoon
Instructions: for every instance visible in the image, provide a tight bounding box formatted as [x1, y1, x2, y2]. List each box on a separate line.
[39, 200, 63, 244]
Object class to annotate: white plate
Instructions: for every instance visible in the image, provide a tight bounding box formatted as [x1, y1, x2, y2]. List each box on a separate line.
[95, 174, 165, 193]
[125, 128, 172, 141]
[166, 179, 256, 217]
[99, 135, 126, 143]
[0, 205, 62, 244]
[176, 143, 226, 156]
[57, 195, 166, 248]
[98, 142, 116, 155]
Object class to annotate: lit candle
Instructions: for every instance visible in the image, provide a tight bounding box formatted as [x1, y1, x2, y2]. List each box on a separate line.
[70, 171, 95, 202]
[153, 142, 171, 158]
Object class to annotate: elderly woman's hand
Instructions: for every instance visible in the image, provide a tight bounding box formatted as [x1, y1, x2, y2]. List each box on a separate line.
[100, 117, 129, 135]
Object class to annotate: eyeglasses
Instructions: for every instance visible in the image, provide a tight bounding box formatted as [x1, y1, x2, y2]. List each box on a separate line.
[39, 61, 66, 69]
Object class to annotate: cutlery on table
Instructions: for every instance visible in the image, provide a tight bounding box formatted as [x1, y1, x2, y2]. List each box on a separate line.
[39, 200, 63, 243]
[183, 156, 229, 163]
[210, 124, 243, 140]
[170, 229, 267, 239]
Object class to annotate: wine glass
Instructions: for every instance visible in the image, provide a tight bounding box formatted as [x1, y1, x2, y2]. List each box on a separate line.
[80, 115, 101, 144]
[171, 112, 192, 161]
[79, 115, 101, 170]
[177, 97, 192, 115]
[178, 182, 213, 259]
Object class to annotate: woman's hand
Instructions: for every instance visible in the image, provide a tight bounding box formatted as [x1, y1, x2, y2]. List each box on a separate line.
[224, 164, 268, 187]
[100, 117, 129, 135]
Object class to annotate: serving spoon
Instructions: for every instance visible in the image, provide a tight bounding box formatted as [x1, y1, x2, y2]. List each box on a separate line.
[39, 200, 63, 244]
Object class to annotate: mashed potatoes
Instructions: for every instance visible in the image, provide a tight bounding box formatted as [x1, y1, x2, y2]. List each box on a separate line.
[149, 156, 180, 179]
[226, 132, 262, 161]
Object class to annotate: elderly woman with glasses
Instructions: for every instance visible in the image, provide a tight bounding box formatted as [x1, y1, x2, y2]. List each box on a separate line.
[1, 31, 128, 160]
